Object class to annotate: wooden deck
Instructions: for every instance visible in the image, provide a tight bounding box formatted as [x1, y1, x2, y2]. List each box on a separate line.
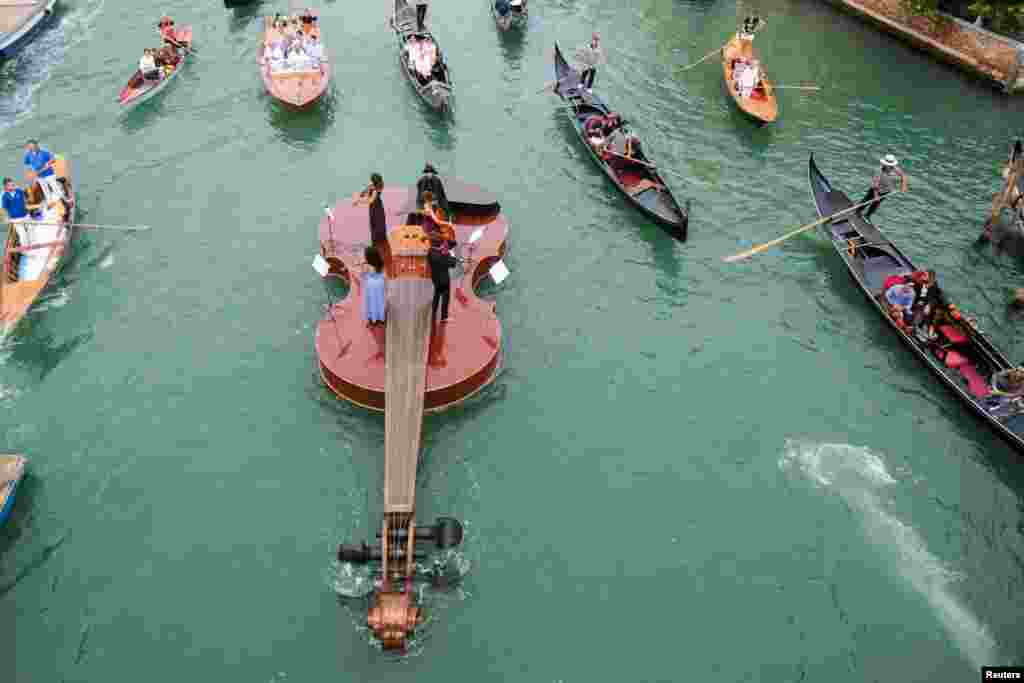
[383, 278, 434, 514]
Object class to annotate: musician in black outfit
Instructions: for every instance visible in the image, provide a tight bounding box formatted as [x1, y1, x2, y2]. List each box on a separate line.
[428, 237, 457, 323]
[416, 163, 449, 214]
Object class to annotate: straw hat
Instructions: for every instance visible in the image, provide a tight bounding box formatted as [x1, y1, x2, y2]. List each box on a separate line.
[881, 154, 899, 167]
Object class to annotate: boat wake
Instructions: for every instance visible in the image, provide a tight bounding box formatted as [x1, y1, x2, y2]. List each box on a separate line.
[779, 439, 998, 670]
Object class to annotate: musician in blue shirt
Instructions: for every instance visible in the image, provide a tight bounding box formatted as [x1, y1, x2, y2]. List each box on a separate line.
[23, 139, 64, 200]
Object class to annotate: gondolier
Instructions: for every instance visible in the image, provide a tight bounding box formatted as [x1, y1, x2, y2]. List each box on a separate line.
[576, 32, 604, 90]
[860, 154, 908, 220]
[416, 0, 429, 31]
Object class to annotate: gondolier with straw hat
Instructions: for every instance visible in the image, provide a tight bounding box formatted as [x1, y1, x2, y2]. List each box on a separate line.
[859, 153, 908, 220]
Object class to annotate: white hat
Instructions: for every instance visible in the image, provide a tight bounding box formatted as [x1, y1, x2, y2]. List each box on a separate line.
[881, 154, 899, 167]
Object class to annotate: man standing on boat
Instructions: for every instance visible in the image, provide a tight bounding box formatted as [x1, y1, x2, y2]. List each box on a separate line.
[23, 140, 63, 201]
[576, 32, 604, 90]
[415, 0, 429, 32]
[860, 154, 908, 220]
[428, 236, 457, 323]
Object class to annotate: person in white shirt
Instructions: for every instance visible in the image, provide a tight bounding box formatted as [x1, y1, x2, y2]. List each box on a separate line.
[139, 49, 160, 80]
[304, 35, 323, 66]
[739, 65, 756, 97]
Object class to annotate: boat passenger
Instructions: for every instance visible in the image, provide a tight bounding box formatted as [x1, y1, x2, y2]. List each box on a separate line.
[624, 132, 643, 160]
[304, 34, 323, 67]
[860, 154, 908, 220]
[495, 0, 511, 15]
[2, 178, 40, 228]
[363, 246, 387, 326]
[421, 191, 457, 246]
[738, 64, 757, 97]
[24, 140, 63, 201]
[139, 49, 161, 80]
[991, 367, 1024, 396]
[300, 8, 318, 33]
[583, 115, 605, 138]
[884, 282, 915, 330]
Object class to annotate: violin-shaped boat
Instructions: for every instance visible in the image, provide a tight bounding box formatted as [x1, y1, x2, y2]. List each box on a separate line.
[553, 43, 688, 240]
[722, 32, 777, 124]
[118, 27, 193, 110]
[1, 155, 77, 336]
[809, 154, 1024, 455]
[392, 0, 452, 111]
[320, 179, 508, 650]
[258, 12, 330, 108]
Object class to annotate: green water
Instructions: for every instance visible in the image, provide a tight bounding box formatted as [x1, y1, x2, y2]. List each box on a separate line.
[2, 0, 1024, 679]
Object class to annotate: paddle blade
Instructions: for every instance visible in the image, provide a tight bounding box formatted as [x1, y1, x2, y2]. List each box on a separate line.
[312, 253, 329, 277]
[489, 259, 510, 284]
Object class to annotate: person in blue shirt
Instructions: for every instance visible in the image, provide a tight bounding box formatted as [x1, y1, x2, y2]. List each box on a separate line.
[2, 177, 39, 223]
[23, 139, 64, 201]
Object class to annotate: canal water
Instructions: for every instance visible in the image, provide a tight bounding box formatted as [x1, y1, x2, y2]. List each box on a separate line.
[2, 0, 1023, 680]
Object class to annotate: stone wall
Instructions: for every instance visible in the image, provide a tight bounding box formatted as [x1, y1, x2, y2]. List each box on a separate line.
[823, 0, 1024, 92]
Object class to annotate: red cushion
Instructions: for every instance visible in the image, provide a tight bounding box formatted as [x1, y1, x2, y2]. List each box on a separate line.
[883, 274, 909, 291]
[939, 325, 968, 344]
[944, 350, 966, 368]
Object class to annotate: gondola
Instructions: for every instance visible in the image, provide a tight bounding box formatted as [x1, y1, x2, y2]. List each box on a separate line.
[722, 33, 777, 124]
[490, 0, 527, 31]
[552, 43, 688, 240]
[391, 0, 452, 111]
[0, 455, 26, 528]
[117, 27, 193, 110]
[258, 14, 330, 109]
[809, 154, 1024, 454]
[1, 155, 78, 336]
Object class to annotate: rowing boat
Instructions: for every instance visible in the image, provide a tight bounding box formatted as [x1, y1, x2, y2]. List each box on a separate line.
[1, 155, 78, 336]
[809, 154, 1024, 454]
[0, 0, 56, 61]
[722, 33, 777, 124]
[552, 43, 688, 240]
[0, 455, 26, 528]
[490, 0, 527, 31]
[117, 27, 193, 110]
[392, 0, 452, 111]
[258, 13, 330, 108]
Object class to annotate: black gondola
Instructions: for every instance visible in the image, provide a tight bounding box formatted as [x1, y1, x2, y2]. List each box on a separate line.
[392, 0, 453, 111]
[552, 43, 689, 240]
[808, 154, 1024, 454]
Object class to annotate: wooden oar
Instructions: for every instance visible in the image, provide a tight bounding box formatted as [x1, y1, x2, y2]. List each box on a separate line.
[9, 221, 151, 231]
[773, 85, 821, 91]
[722, 191, 905, 263]
[678, 40, 729, 71]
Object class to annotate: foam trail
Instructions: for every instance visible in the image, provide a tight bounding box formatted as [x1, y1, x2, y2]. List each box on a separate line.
[780, 440, 998, 670]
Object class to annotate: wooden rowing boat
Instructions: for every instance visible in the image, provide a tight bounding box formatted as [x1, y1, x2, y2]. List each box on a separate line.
[392, 0, 452, 111]
[258, 13, 330, 108]
[0, 454, 26, 527]
[722, 33, 777, 124]
[490, 0, 527, 31]
[553, 43, 688, 240]
[1, 155, 77, 336]
[809, 154, 1024, 455]
[117, 27, 193, 110]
